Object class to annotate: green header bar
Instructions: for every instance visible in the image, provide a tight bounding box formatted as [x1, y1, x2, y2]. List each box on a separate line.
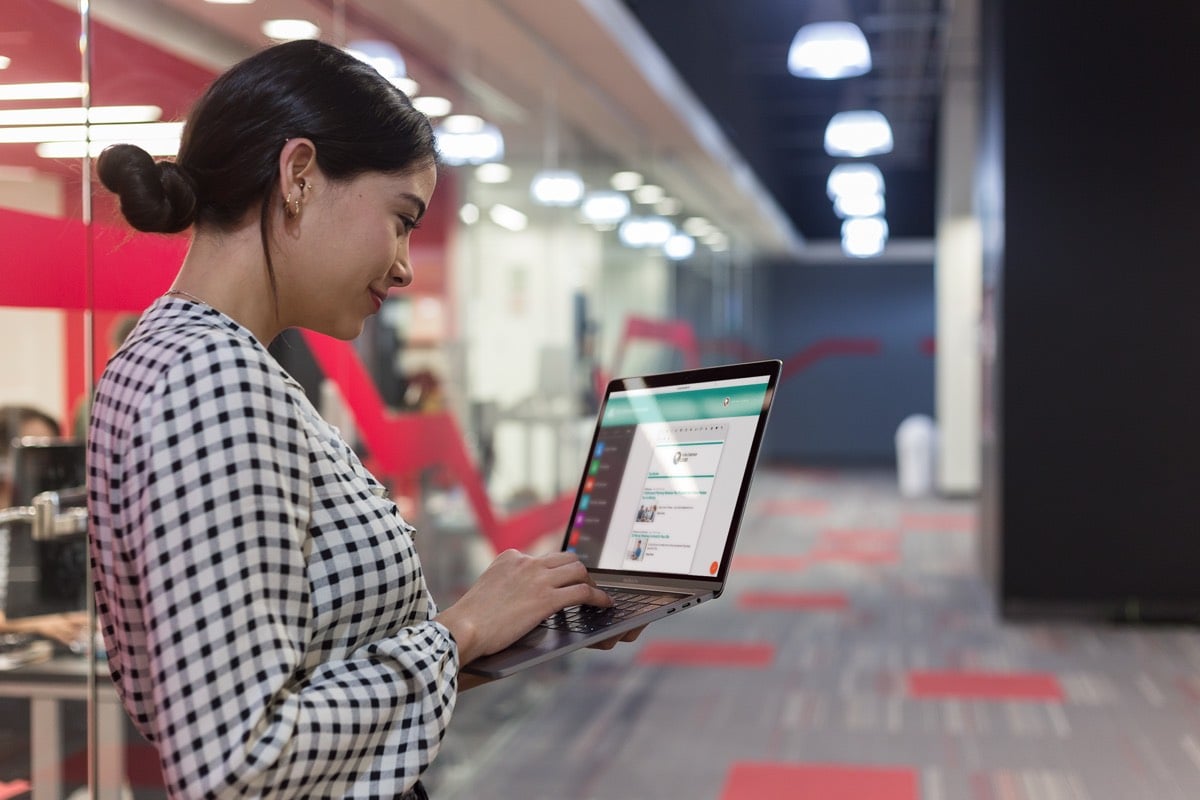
[601, 383, 768, 427]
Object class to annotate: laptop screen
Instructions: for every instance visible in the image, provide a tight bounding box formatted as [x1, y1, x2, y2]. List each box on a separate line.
[564, 361, 778, 582]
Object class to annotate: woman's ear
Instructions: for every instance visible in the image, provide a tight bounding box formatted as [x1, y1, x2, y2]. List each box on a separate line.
[276, 137, 318, 213]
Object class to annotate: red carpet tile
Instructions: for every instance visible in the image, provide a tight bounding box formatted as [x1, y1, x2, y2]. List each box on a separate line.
[757, 498, 830, 517]
[637, 641, 775, 668]
[901, 512, 977, 531]
[732, 555, 811, 572]
[0, 781, 31, 800]
[738, 591, 849, 611]
[813, 528, 901, 564]
[720, 762, 919, 800]
[907, 670, 1064, 701]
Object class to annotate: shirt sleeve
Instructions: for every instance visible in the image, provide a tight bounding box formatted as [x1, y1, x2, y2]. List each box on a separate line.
[115, 347, 458, 799]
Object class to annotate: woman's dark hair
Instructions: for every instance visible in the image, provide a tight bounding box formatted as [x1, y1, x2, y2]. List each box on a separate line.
[97, 39, 438, 293]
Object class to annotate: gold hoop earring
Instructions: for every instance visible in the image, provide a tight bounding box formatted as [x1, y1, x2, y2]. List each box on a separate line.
[284, 193, 301, 218]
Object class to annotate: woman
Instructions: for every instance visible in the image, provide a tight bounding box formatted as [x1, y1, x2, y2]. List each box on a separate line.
[90, 40, 625, 799]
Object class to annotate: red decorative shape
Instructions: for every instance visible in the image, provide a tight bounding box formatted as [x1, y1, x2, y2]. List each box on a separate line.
[732, 555, 811, 573]
[907, 671, 1064, 702]
[636, 640, 775, 668]
[301, 331, 572, 553]
[720, 762, 919, 800]
[738, 592, 848, 611]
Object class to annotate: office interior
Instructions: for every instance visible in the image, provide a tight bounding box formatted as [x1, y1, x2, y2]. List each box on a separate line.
[1, 1, 1197, 798]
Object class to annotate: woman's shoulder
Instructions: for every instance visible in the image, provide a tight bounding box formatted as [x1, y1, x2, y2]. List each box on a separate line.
[104, 300, 283, 399]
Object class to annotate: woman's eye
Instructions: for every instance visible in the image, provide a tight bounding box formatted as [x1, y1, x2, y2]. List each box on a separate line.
[398, 216, 421, 234]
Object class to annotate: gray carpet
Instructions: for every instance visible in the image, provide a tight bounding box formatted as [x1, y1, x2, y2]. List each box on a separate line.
[424, 468, 1200, 800]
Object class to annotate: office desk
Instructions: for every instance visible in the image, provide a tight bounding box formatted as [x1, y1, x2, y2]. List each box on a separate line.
[0, 653, 126, 800]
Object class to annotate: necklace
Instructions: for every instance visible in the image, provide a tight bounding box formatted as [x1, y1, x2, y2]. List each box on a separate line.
[165, 288, 209, 306]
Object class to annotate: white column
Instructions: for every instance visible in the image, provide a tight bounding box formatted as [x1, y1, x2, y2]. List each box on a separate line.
[935, 0, 982, 494]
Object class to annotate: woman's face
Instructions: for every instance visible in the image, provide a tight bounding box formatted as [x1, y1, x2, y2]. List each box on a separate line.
[279, 162, 437, 340]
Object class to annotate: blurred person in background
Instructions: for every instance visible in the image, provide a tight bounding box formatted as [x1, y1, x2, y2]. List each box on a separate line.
[0, 404, 90, 646]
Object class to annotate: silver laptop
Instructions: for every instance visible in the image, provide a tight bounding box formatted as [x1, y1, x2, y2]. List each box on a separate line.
[464, 359, 782, 678]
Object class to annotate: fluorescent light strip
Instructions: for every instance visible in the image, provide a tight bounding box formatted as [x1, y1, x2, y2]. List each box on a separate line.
[0, 121, 184, 144]
[38, 139, 181, 158]
[0, 105, 163, 126]
[0, 82, 87, 101]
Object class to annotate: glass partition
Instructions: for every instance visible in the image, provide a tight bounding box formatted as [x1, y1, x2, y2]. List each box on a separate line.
[3, 1, 709, 795]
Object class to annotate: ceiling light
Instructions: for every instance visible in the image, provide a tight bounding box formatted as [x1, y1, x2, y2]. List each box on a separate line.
[474, 163, 511, 184]
[531, 169, 585, 206]
[618, 216, 674, 248]
[824, 110, 893, 157]
[581, 190, 631, 225]
[392, 77, 419, 97]
[841, 216, 888, 258]
[0, 121, 184, 144]
[459, 203, 480, 225]
[0, 105, 162, 126]
[632, 184, 664, 204]
[261, 19, 320, 41]
[345, 40, 406, 80]
[682, 216, 713, 236]
[610, 171, 643, 191]
[826, 163, 884, 199]
[834, 191, 885, 218]
[0, 56, 11, 70]
[0, 82, 86, 101]
[489, 204, 527, 232]
[435, 120, 504, 165]
[440, 114, 483, 134]
[412, 96, 452, 118]
[788, 21, 872, 79]
[654, 197, 682, 215]
[38, 138, 180, 158]
[664, 233, 696, 260]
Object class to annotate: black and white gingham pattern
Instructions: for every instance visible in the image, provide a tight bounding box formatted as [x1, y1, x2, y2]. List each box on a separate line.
[88, 298, 457, 799]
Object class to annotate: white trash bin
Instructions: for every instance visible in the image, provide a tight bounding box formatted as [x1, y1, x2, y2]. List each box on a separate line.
[895, 414, 937, 498]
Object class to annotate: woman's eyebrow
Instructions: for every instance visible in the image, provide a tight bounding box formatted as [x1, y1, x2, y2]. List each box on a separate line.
[397, 192, 427, 220]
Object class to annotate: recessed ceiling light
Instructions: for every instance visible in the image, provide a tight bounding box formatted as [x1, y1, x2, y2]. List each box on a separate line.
[824, 110, 893, 157]
[474, 163, 511, 184]
[0, 56, 12, 70]
[610, 171, 643, 191]
[632, 184, 664, 204]
[412, 96, 452, 118]
[788, 21, 872, 79]
[261, 19, 320, 41]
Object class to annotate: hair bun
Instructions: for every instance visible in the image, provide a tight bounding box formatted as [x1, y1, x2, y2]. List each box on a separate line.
[96, 144, 197, 233]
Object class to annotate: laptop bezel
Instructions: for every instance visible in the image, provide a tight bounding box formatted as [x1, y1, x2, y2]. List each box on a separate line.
[559, 359, 782, 595]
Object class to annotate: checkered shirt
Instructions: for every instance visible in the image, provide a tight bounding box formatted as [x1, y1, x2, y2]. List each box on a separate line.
[88, 297, 458, 799]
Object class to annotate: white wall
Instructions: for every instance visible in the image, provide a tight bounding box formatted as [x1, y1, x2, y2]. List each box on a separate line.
[0, 172, 69, 423]
[453, 215, 672, 504]
[0, 307, 66, 422]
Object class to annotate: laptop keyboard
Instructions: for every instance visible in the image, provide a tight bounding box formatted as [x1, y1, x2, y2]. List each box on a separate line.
[539, 588, 682, 634]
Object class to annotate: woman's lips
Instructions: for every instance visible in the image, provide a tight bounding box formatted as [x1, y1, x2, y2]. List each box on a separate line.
[369, 289, 386, 311]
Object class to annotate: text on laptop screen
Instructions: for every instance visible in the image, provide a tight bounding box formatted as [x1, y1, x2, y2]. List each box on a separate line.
[566, 374, 769, 578]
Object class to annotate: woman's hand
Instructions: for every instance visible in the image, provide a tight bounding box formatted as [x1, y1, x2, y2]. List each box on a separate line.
[436, 549, 612, 665]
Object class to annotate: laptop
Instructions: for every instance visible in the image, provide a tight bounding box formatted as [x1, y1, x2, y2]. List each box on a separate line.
[464, 359, 782, 678]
